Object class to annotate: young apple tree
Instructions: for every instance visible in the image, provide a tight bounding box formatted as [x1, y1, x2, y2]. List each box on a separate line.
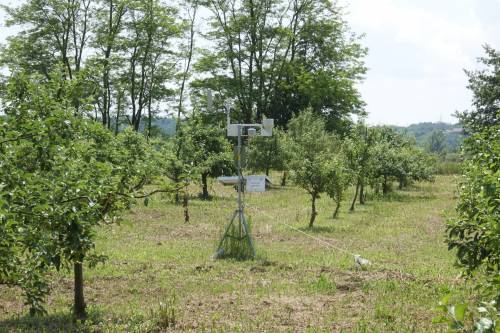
[0, 72, 170, 318]
[325, 154, 353, 219]
[185, 114, 234, 200]
[284, 109, 333, 228]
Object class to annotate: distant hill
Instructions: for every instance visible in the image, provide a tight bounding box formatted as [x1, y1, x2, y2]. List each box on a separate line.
[392, 122, 464, 152]
[149, 118, 464, 152]
[135, 117, 176, 137]
[151, 117, 177, 136]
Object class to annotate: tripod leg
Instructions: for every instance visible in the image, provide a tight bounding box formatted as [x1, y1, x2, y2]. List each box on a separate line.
[215, 210, 238, 256]
[241, 214, 256, 258]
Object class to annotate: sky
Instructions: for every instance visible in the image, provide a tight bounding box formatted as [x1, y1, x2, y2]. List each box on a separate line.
[0, 0, 499, 126]
[340, 0, 500, 125]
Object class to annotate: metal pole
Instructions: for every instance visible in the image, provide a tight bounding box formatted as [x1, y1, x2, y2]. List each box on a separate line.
[237, 125, 243, 208]
[237, 125, 243, 237]
[214, 120, 256, 259]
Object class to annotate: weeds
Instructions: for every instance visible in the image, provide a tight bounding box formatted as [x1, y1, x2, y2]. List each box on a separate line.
[149, 295, 178, 331]
[311, 274, 337, 294]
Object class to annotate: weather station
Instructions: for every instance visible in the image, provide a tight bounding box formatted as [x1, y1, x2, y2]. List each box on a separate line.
[214, 101, 274, 259]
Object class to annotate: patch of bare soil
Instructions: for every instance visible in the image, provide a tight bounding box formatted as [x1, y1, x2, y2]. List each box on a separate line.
[177, 292, 353, 332]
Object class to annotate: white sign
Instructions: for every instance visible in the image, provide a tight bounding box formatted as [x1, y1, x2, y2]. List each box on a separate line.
[246, 176, 266, 193]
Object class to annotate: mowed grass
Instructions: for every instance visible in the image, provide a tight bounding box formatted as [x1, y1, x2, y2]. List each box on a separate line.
[0, 175, 473, 332]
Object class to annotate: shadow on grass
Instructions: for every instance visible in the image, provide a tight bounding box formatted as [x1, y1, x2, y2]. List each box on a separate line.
[388, 192, 436, 202]
[192, 194, 234, 204]
[0, 310, 102, 333]
[299, 225, 336, 234]
[267, 185, 289, 191]
[367, 191, 436, 203]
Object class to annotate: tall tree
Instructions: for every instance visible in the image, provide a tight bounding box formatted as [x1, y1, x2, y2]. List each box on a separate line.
[269, 0, 367, 132]
[1, 0, 92, 80]
[176, 0, 199, 125]
[426, 130, 446, 155]
[91, 0, 128, 129]
[121, 0, 181, 132]
[1, 0, 185, 133]
[198, 0, 366, 129]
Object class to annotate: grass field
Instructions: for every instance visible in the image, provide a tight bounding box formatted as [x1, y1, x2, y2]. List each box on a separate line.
[0, 175, 474, 332]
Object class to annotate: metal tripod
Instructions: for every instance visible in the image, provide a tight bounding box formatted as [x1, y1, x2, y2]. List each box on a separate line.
[215, 125, 256, 259]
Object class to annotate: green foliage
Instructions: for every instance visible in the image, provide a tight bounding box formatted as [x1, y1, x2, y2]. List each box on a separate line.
[427, 130, 446, 155]
[434, 295, 469, 331]
[396, 146, 437, 188]
[368, 127, 436, 195]
[196, 0, 366, 129]
[284, 109, 335, 227]
[161, 124, 196, 208]
[343, 122, 376, 210]
[460, 46, 499, 130]
[447, 123, 499, 275]
[369, 142, 403, 195]
[0, 71, 170, 315]
[325, 155, 352, 219]
[246, 129, 288, 176]
[184, 113, 234, 199]
[0, 0, 184, 132]
[446, 46, 499, 302]
[434, 294, 497, 333]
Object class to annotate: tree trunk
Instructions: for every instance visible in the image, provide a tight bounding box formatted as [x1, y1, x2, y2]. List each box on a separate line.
[350, 180, 360, 211]
[359, 182, 365, 205]
[73, 262, 86, 320]
[265, 167, 270, 177]
[174, 175, 180, 204]
[309, 194, 317, 228]
[114, 89, 123, 135]
[383, 176, 389, 195]
[333, 201, 341, 219]
[399, 178, 404, 190]
[280, 171, 287, 187]
[183, 192, 189, 223]
[177, 4, 197, 128]
[201, 173, 209, 199]
[147, 96, 152, 140]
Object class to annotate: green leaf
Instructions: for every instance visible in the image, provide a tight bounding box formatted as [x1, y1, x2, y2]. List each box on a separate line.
[454, 303, 467, 322]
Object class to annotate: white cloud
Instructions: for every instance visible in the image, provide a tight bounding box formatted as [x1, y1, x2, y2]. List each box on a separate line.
[337, 0, 498, 125]
[345, 0, 486, 71]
